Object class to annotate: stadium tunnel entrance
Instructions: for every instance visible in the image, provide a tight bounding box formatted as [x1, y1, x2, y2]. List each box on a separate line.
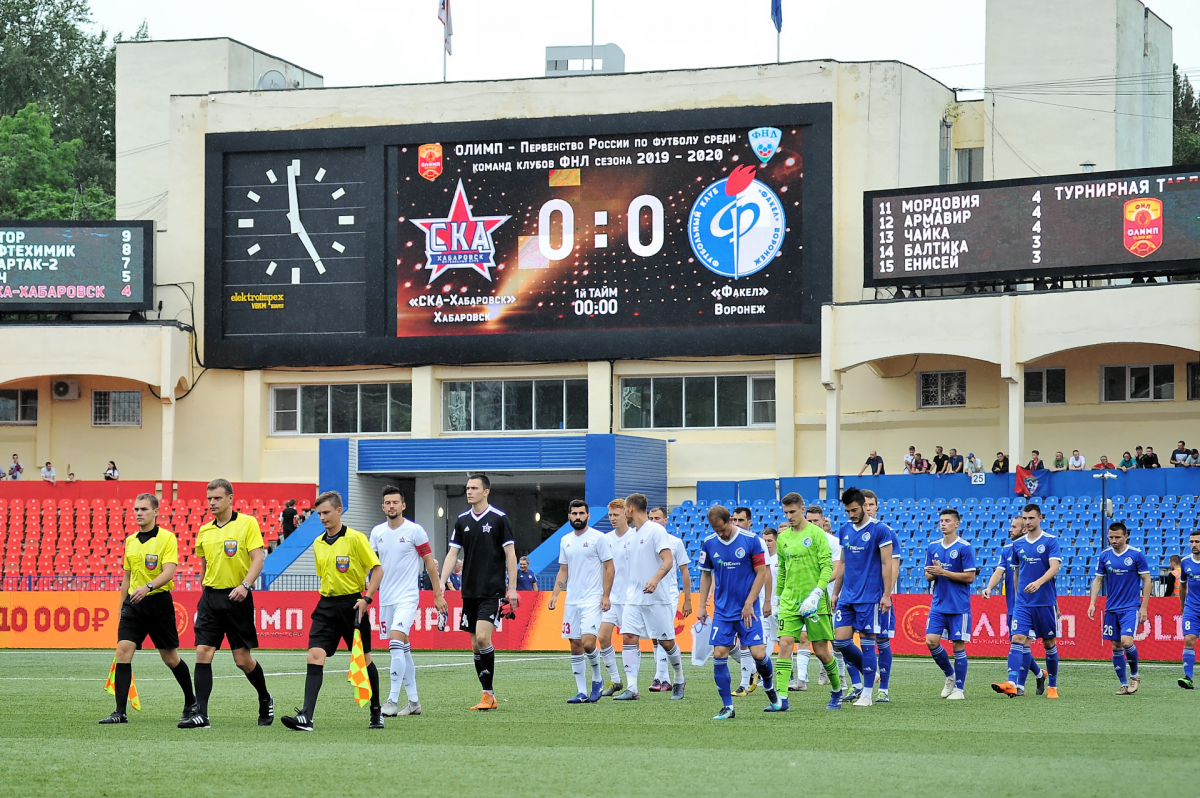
[261, 434, 665, 588]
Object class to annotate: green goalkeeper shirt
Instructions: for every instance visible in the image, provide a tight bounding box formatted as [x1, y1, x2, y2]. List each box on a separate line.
[775, 521, 833, 616]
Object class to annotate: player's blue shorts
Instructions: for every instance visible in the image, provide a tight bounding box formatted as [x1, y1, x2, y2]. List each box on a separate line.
[1011, 604, 1057, 640]
[710, 616, 764, 648]
[1181, 610, 1200, 637]
[926, 609, 972, 641]
[1101, 608, 1138, 641]
[834, 602, 880, 634]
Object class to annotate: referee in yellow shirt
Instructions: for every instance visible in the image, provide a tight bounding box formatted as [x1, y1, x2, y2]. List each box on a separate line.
[100, 493, 196, 724]
[282, 491, 384, 731]
[180, 479, 273, 729]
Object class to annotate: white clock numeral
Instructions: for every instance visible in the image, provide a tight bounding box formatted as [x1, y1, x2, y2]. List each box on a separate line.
[247, 243, 261, 255]
[266, 170, 277, 184]
[238, 219, 254, 228]
[315, 168, 326, 182]
[331, 241, 345, 253]
[247, 191, 260, 203]
[291, 267, 301, 284]
[331, 188, 345, 200]
[338, 215, 355, 225]
[266, 261, 277, 276]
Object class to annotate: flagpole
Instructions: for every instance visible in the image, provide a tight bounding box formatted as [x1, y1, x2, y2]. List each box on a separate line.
[776, 29, 780, 64]
[443, 46, 447, 82]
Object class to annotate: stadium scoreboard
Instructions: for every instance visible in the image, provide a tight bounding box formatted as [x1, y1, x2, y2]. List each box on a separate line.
[205, 105, 833, 368]
[865, 165, 1200, 287]
[0, 220, 154, 312]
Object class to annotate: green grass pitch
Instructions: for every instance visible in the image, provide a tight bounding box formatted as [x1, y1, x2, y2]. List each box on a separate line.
[0, 649, 1193, 797]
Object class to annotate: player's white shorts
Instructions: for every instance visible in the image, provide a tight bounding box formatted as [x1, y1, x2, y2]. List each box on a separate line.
[762, 614, 779, 650]
[377, 599, 419, 640]
[601, 602, 624, 627]
[562, 604, 602, 639]
[622, 603, 676, 641]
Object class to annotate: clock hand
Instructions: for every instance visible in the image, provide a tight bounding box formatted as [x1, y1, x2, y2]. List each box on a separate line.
[284, 158, 325, 274]
[294, 224, 326, 274]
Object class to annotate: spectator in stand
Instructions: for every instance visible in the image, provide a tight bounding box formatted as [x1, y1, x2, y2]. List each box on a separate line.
[1170, 441, 1190, 466]
[903, 446, 917, 473]
[945, 448, 964, 474]
[1049, 451, 1067, 472]
[1186, 449, 1200, 467]
[1143, 446, 1161, 468]
[9, 453, 24, 480]
[1133, 446, 1146, 468]
[1116, 452, 1137, 472]
[932, 445, 949, 475]
[992, 452, 1009, 474]
[964, 453, 985, 474]
[1068, 450, 1086, 471]
[515, 555, 538, 591]
[858, 450, 885, 476]
[444, 560, 463, 591]
[280, 499, 298, 541]
[103, 461, 119, 480]
[1027, 450, 1046, 470]
[1093, 455, 1116, 470]
[910, 452, 931, 474]
[40, 461, 56, 485]
[66, 471, 77, 483]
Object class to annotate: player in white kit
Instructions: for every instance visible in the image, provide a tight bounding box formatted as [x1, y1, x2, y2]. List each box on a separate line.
[597, 498, 633, 696]
[648, 506, 693, 692]
[762, 528, 780, 657]
[369, 486, 447, 717]
[548, 499, 614, 703]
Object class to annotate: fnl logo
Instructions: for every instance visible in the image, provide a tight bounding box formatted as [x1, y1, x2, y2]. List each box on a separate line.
[1123, 197, 1163, 257]
[687, 165, 785, 280]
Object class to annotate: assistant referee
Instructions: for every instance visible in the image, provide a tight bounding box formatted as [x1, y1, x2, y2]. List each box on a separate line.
[282, 490, 384, 732]
[99, 493, 196, 724]
[180, 479, 273, 729]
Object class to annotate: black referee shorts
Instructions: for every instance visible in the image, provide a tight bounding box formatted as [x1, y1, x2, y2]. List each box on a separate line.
[194, 586, 259, 651]
[309, 594, 372, 657]
[117, 591, 180, 650]
[459, 597, 501, 633]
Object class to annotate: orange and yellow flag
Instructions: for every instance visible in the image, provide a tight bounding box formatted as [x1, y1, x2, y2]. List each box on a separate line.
[103, 656, 142, 711]
[347, 629, 371, 707]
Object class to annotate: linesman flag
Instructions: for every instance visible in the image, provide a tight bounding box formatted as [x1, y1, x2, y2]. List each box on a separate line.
[771, 0, 782, 32]
[103, 655, 141, 711]
[438, 0, 453, 55]
[347, 629, 371, 707]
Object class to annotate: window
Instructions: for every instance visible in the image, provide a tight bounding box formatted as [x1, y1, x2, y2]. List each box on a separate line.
[956, 148, 983, 183]
[919, 371, 966, 408]
[1102, 364, 1174, 402]
[621, 376, 775, 429]
[92, 390, 142, 427]
[271, 383, 413, 435]
[0, 389, 37, 423]
[1025, 368, 1066, 405]
[1189, 363, 1200, 401]
[442, 378, 587, 432]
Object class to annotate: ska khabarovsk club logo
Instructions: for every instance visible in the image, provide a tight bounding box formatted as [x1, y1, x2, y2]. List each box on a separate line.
[688, 136, 785, 281]
[411, 179, 511, 283]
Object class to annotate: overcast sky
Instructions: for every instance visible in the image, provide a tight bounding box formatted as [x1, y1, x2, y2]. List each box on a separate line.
[88, 0, 1199, 95]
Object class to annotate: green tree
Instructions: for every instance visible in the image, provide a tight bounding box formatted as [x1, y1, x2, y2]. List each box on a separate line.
[0, 102, 109, 219]
[1174, 64, 1200, 166]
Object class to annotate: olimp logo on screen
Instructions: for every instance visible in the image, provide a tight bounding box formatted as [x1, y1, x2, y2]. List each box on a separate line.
[687, 128, 785, 280]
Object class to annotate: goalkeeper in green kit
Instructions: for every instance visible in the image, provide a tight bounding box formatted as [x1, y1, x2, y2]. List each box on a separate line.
[766, 492, 843, 711]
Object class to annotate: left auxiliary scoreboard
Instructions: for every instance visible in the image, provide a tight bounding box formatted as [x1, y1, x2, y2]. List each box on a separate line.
[0, 220, 154, 312]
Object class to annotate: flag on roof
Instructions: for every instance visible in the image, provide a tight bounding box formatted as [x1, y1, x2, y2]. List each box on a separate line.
[438, 0, 453, 55]
[771, 0, 783, 32]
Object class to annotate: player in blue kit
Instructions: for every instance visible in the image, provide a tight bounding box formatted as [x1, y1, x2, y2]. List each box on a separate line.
[695, 505, 781, 720]
[923, 508, 976, 700]
[992, 504, 1062, 699]
[831, 487, 893, 708]
[862, 490, 900, 703]
[1175, 530, 1200, 689]
[1087, 522, 1150, 695]
[982, 516, 1045, 695]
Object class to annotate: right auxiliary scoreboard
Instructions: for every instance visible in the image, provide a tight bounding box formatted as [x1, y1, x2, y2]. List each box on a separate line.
[864, 164, 1200, 287]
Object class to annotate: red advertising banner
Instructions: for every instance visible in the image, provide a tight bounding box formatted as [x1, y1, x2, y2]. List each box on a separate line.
[0, 591, 1190, 661]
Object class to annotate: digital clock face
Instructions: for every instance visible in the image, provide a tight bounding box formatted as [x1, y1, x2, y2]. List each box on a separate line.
[220, 147, 368, 337]
[394, 124, 805, 338]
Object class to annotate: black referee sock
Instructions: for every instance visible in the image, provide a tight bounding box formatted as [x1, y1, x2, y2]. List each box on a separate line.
[194, 662, 213, 716]
[243, 661, 270, 701]
[366, 661, 381, 709]
[170, 661, 195, 703]
[302, 663, 324, 718]
[478, 646, 495, 692]
[114, 662, 132, 714]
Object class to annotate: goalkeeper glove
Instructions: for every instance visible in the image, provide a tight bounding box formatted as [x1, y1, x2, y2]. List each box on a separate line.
[798, 587, 823, 618]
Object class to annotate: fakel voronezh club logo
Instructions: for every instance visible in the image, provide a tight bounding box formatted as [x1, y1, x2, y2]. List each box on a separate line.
[688, 163, 785, 280]
[411, 179, 511, 283]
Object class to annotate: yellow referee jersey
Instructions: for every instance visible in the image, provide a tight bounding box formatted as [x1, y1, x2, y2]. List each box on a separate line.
[124, 527, 179, 594]
[195, 512, 265, 589]
[314, 526, 380, 597]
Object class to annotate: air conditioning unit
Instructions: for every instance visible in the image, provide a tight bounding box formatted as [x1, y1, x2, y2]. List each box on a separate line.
[52, 379, 80, 401]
